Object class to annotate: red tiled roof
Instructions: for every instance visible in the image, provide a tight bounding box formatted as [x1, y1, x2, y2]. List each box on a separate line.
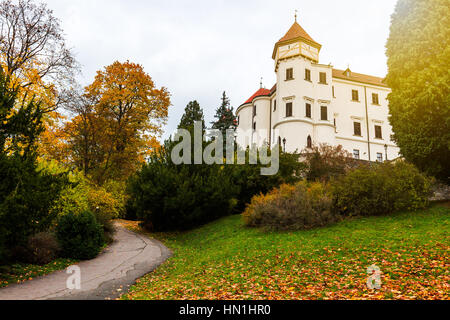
[242, 88, 271, 105]
[277, 22, 319, 46]
[332, 68, 388, 87]
[273, 21, 321, 59]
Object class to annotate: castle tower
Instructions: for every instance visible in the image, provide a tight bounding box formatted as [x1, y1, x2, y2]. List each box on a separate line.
[271, 18, 335, 152]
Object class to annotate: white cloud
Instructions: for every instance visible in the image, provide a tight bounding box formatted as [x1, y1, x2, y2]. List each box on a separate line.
[43, 0, 397, 140]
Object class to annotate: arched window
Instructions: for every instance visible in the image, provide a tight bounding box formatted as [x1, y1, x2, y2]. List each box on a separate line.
[307, 135, 312, 149]
[278, 136, 282, 146]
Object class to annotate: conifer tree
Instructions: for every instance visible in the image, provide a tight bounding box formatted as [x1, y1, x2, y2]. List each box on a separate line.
[178, 100, 205, 130]
[211, 91, 237, 134]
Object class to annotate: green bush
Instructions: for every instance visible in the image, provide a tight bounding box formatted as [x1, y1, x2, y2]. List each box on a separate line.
[332, 161, 432, 216]
[231, 147, 304, 212]
[243, 181, 336, 231]
[126, 141, 238, 231]
[38, 160, 117, 242]
[55, 211, 105, 260]
[0, 155, 67, 264]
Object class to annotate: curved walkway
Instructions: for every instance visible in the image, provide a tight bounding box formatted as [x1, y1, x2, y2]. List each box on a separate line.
[0, 223, 171, 300]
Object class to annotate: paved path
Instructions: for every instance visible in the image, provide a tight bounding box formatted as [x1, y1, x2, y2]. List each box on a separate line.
[0, 223, 171, 300]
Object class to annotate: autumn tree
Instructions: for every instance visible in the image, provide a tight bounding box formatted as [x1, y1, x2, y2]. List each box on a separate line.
[0, 0, 77, 109]
[0, 0, 79, 161]
[386, 0, 450, 182]
[66, 61, 170, 184]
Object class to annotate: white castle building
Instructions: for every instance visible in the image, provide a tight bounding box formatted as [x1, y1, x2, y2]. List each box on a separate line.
[236, 19, 400, 162]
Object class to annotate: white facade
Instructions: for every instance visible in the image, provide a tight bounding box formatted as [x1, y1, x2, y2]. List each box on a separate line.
[236, 21, 400, 162]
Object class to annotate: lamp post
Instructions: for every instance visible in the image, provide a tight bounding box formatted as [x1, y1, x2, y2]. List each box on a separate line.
[384, 144, 388, 162]
[282, 138, 286, 153]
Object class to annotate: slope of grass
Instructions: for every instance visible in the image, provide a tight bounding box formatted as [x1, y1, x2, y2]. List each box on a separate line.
[0, 258, 77, 288]
[121, 204, 449, 300]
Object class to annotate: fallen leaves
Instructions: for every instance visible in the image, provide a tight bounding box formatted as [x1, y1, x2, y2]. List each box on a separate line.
[120, 205, 450, 300]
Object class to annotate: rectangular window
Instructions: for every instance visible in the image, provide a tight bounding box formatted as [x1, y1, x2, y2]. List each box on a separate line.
[352, 90, 359, 101]
[375, 125, 382, 139]
[305, 69, 311, 81]
[354, 122, 362, 136]
[319, 72, 327, 84]
[273, 100, 277, 112]
[253, 122, 256, 131]
[321, 106, 328, 121]
[353, 149, 360, 160]
[286, 102, 293, 117]
[286, 68, 294, 80]
[253, 104, 256, 117]
[332, 86, 335, 98]
[305, 103, 312, 118]
[237, 116, 240, 126]
[377, 153, 383, 162]
[372, 93, 380, 105]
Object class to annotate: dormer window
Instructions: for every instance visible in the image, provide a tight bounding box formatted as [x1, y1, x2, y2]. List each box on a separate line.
[345, 68, 351, 77]
[286, 68, 294, 80]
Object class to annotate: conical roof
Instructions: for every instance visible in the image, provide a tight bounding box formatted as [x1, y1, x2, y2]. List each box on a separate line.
[277, 21, 318, 45]
[272, 21, 321, 59]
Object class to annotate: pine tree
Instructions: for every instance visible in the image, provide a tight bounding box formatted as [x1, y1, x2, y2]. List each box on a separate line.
[178, 100, 205, 130]
[211, 91, 237, 134]
[386, 0, 450, 182]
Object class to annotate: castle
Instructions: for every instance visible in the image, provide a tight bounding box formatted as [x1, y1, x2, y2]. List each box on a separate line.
[236, 18, 400, 162]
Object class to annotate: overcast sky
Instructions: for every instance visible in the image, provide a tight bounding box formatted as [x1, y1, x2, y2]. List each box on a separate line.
[44, 0, 397, 141]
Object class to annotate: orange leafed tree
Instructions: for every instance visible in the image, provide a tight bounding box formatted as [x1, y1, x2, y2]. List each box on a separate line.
[65, 61, 170, 184]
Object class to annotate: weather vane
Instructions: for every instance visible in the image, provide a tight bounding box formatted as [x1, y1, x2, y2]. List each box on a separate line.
[260, 77, 263, 88]
[295, 9, 298, 22]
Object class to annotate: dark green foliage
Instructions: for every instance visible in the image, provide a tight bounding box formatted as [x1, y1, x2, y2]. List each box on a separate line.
[332, 161, 432, 217]
[0, 154, 67, 263]
[386, 0, 450, 182]
[178, 100, 205, 130]
[211, 91, 237, 134]
[13, 232, 61, 265]
[0, 67, 67, 264]
[126, 142, 238, 231]
[56, 211, 105, 260]
[0, 68, 45, 157]
[231, 147, 304, 212]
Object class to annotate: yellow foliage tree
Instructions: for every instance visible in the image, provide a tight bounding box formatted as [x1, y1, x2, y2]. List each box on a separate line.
[65, 61, 171, 183]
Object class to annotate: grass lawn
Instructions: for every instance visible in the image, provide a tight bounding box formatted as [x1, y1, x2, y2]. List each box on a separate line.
[121, 204, 449, 300]
[0, 258, 77, 288]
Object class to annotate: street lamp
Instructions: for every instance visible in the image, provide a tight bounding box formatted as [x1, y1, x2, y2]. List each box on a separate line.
[282, 138, 287, 153]
[384, 144, 388, 162]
